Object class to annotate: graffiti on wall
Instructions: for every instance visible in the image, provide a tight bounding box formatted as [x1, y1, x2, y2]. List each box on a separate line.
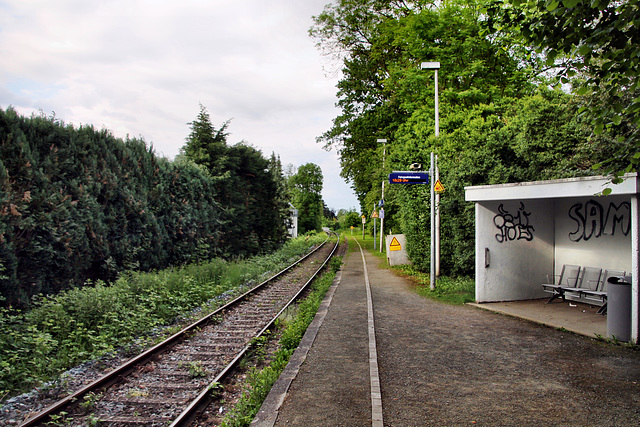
[568, 199, 631, 242]
[493, 202, 535, 243]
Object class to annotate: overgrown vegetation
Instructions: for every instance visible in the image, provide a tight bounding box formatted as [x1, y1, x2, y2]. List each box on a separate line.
[310, 0, 635, 276]
[350, 235, 474, 305]
[221, 255, 342, 426]
[0, 106, 290, 307]
[393, 265, 475, 305]
[0, 233, 327, 400]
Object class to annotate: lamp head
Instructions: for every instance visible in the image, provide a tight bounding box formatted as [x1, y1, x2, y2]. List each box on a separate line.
[421, 61, 440, 69]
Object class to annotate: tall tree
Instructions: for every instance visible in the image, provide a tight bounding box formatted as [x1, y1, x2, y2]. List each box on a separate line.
[289, 163, 324, 233]
[486, 0, 640, 187]
[311, 0, 619, 276]
[181, 105, 289, 257]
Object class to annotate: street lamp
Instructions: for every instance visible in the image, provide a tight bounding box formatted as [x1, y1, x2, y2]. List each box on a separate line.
[421, 61, 440, 291]
[420, 62, 440, 137]
[377, 138, 387, 252]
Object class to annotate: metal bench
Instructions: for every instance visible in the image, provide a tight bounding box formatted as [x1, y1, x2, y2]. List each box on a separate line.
[578, 269, 626, 315]
[561, 266, 602, 298]
[542, 264, 581, 304]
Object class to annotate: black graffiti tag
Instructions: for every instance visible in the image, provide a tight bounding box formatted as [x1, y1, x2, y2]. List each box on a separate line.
[493, 202, 535, 243]
[568, 199, 631, 242]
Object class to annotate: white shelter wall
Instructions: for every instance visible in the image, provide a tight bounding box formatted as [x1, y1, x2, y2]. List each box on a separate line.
[475, 199, 554, 302]
[554, 196, 632, 275]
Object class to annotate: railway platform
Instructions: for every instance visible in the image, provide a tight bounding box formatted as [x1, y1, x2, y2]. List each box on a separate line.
[252, 241, 640, 426]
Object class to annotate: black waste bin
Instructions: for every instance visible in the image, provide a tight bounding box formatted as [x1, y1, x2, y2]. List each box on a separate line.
[607, 276, 631, 342]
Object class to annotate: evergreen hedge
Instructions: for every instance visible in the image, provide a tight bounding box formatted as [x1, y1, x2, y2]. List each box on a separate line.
[0, 107, 286, 306]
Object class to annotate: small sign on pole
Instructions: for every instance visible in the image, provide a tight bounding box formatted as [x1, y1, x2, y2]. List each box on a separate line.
[434, 179, 445, 193]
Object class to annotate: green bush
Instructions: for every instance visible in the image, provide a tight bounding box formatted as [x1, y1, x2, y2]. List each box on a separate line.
[0, 107, 291, 307]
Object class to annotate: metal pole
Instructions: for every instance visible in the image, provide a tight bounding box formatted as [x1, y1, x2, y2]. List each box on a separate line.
[434, 69, 439, 138]
[373, 217, 377, 250]
[380, 182, 384, 253]
[435, 155, 440, 277]
[378, 139, 387, 253]
[430, 152, 435, 290]
[435, 69, 440, 278]
[421, 62, 440, 289]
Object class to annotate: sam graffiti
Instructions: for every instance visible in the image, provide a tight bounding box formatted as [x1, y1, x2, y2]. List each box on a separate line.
[568, 199, 631, 242]
[493, 202, 535, 243]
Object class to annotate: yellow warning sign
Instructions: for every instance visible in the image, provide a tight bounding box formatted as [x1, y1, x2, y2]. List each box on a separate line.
[389, 236, 401, 251]
[371, 211, 379, 218]
[434, 179, 445, 193]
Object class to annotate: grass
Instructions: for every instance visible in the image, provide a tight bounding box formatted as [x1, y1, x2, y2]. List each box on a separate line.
[348, 233, 475, 305]
[0, 232, 329, 401]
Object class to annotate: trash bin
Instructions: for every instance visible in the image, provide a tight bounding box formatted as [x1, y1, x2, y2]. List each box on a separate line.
[607, 276, 632, 342]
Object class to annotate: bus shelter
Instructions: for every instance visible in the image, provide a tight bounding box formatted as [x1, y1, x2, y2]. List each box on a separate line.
[464, 174, 639, 342]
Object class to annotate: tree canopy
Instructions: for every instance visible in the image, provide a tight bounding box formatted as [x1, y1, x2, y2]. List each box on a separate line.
[311, 0, 626, 275]
[181, 105, 290, 256]
[486, 0, 639, 186]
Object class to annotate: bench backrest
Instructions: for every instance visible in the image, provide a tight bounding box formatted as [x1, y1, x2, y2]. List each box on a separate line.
[578, 267, 603, 290]
[559, 264, 581, 287]
[600, 269, 627, 292]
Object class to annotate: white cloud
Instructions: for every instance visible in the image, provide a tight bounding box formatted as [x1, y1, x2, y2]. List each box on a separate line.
[0, 0, 359, 210]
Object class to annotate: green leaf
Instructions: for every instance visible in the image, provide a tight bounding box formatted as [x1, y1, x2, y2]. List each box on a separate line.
[546, 0, 560, 10]
[578, 44, 591, 56]
[562, 0, 580, 7]
[576, 86, 590, 95]
[594, 123, 604, 135]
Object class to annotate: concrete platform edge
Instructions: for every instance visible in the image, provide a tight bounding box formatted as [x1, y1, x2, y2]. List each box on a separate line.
[250, 267, 343, 426]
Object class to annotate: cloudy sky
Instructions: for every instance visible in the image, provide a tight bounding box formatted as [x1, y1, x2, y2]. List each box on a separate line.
[0, 0, 360, 211]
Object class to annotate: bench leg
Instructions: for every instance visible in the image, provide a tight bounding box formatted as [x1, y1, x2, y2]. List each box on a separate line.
[597, 303, 607, 315]
[546, 291, 565, 304]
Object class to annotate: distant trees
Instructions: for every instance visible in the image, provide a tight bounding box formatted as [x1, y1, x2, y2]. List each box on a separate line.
[288, 163, 324, 234]
[337, 209, 361, 229]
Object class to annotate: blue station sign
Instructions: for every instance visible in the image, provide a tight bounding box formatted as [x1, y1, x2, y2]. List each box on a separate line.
[388, 171, 429, 185]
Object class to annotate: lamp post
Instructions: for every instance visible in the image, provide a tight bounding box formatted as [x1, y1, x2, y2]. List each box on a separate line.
[421, 61, 440, 291]
[377, 138, 387, 252]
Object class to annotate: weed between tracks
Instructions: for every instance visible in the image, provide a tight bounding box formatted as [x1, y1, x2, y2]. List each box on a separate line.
[218, 255, 342, 427]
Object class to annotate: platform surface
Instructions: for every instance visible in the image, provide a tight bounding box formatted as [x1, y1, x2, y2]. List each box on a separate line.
[253, 245, 640, 426]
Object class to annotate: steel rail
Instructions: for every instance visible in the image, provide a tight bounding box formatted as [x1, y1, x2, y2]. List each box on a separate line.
[19, 233, 335, 427]
[170, 232, 339, 426]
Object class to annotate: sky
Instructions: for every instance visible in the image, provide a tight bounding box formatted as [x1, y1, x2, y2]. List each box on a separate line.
[0, 0, 361, 211]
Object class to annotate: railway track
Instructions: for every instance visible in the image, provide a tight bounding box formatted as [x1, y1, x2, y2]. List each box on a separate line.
[19, 233, 339, 426]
